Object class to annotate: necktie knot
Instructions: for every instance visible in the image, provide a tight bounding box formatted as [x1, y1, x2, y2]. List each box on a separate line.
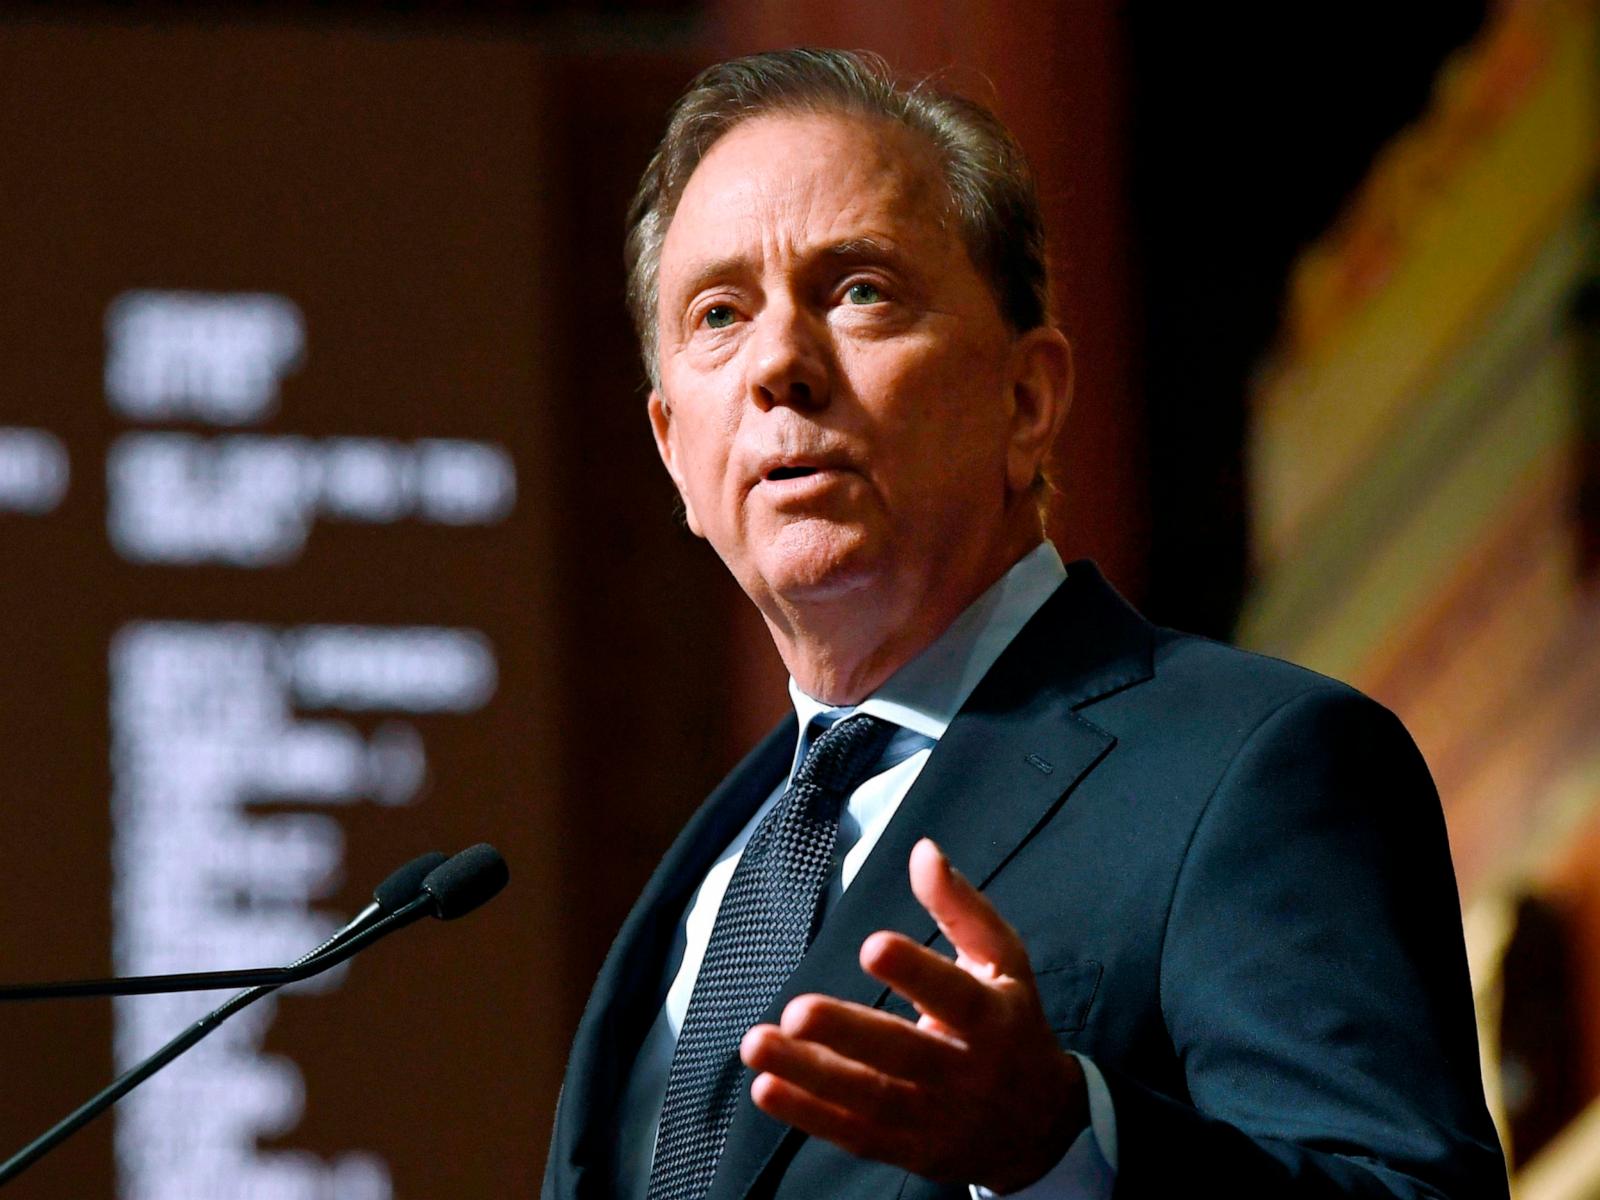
[793, 712, 896, 795]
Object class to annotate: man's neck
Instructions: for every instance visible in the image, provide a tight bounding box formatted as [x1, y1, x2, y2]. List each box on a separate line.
[760, 524, 1047, 706]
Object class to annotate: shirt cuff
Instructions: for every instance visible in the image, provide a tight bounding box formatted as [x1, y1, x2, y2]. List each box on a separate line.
[968, 1054, 1118, 1199]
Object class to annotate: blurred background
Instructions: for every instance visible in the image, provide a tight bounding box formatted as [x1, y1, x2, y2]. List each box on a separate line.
[0, 0, 1595, 1195]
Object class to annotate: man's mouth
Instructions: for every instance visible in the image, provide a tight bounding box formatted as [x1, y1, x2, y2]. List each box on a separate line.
[766, 465, 820, 482]
[751, 452, 854, 494]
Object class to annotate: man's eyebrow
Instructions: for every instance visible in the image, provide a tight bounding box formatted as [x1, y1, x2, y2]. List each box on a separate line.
[820, 236, 906, 264]
[667, 237, 912, 305]
[671, 254, 750, 302]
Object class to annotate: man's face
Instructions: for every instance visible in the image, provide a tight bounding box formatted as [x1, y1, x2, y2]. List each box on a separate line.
[649, 111, 1042, 616]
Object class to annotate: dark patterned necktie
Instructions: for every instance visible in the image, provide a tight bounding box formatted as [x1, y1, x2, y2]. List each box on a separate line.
[646, 713, 896, 1200]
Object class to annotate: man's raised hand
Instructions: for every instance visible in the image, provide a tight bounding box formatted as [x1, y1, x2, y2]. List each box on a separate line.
[738, 837, 1089, 1193]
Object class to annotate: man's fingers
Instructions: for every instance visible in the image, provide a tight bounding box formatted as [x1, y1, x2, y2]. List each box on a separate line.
[859, 929, 995, 1032]
[908, 837, 1030, 978]
[747, 1071, 906, 1164]
[741, 1024, 917, 1125]
[776, 994, 967, 1083]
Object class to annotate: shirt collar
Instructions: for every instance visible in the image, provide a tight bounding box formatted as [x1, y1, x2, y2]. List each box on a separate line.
[787, 541, 1067, 744]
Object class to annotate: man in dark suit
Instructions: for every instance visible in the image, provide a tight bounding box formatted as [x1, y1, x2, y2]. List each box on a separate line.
[544, 48, 1507, 1200]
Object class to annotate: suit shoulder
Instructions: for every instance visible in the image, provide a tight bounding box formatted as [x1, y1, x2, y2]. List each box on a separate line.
[1086, 626, 1425, 781]
[1149, 627, 1393, 721]
[1052, 561, 1383, 729]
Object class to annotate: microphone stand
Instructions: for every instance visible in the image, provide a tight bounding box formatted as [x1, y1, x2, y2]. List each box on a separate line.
[0, 851, 448, 1004]
[0, 893, 431, 1187]
[1, 915, 397, 1001]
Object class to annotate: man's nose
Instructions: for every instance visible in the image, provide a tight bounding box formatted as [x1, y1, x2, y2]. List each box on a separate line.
[745, 302, 830, 411]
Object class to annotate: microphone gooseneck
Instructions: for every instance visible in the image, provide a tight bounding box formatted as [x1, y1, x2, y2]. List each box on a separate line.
[284, 850, 452, 973]
[0, 844, 507, 1186]
[0, 849, 451, 1002]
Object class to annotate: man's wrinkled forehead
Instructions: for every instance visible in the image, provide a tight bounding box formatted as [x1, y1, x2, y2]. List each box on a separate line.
[658, 110, 956, 288]
[675, 104, 949, 211]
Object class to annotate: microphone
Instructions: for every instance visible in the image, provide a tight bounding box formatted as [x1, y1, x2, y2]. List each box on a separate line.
[0, 843, 508, 1186]
[0, 850, 449, 1002]
[418, 842, 510, 919]
[356, 850, 452, 935]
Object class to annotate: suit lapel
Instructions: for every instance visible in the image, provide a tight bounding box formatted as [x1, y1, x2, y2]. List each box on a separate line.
[707, 563, 1155, 1200]
[548, 717, 796, 1198]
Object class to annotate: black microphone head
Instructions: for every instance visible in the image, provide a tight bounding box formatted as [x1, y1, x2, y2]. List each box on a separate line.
[421, 844, 509, 920]
[373, 851, 448, 914]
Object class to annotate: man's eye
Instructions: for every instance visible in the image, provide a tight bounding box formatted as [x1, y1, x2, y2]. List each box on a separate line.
[704, 305, 736, 329]
[845, 282, 883, 305]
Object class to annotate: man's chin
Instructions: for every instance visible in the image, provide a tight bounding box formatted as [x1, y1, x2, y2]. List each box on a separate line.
[745, 534, 882, 608]
[762, 568, 876, 606]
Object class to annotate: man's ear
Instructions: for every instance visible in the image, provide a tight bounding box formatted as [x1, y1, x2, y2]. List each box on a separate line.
[647, 389, 705, 537]
[1004, 327, 1074, 497]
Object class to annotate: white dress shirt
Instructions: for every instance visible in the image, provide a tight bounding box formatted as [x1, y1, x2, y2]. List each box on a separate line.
[614, 542, 1117, 1199]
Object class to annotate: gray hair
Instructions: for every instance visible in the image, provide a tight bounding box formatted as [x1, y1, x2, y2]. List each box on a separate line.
[624, 47, 1053, 389]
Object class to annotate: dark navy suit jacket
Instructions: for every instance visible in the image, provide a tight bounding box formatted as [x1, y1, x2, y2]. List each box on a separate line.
[544, 562, 1508, 1199]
